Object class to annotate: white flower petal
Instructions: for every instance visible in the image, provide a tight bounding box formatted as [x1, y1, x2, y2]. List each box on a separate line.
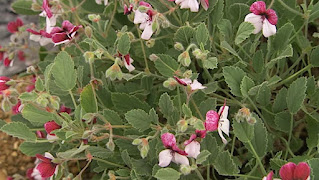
[30, 34, 41, 42]
[158, 149, 173, 167]
[134, 10, 148, 24]
[218, 106, 229, 120]
[220, 118, 230, 137]
[44, 152, 54, 159]
[262, 19, 276, 37]
[244, 13, 263, 34]
[104, 0, 108, 6]
[179, 0, 199, 12]
[39, 37, 53, 46]
[141, 22, 154, 40]
[47, 134, 59, 141]
[185, 141, 201, 159]
[95, 0, 102, 4]
[218, 127, 228, 144]
[180, 78, 192, 85]
[172, 152, 190, 165]
[124, 57, 135, 72]
[190, 80, 206, 90]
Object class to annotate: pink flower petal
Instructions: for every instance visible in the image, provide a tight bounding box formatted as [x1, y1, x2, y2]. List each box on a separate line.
[205, 110, 219, 131]
[62, 20, 75, 32]
[265, 171, 274, 180]
[51, 33, 68, 43]
[36, 161, 57, 178]
[294, 162, 311, 180]
[200, 0, 209, 10]
[280, 162, 296, 180]
[139, 1, 152, 8]
[266, 9, 278, 25]
[0, 76, 10, 91]
[161, 133, 176, 148]
[42, 0, 53, 18]
[60, 105, 72, 114]
[17, 51, 25, 61]
[3, 57, 12, 67]
[250, 1, 266, 15]
[44, 121, 61, 135]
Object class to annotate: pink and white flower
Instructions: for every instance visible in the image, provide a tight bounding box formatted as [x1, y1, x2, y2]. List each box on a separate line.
[244, 1, 278, 37]
[40, 0, 62, 32]
[49, 20, 82, 45]
[158, 133, 189, 167]
[262, 171, 281, 180]
[27, 29, 53, 46]
[26, 168, 43, 180]
[95, 0, 108, 6]
[174, 76, 206, 91]
[12, 101, 23, 114]
[170, 0, 209, 12]
[134, 1, 156, 40]
[124, 4, 134, 15]
[7, 18, 23, 33]
[184, 130, 206, 159]
[118, 53, 135, 72]
[205, 105, 230, 144]
[44, 120, 61, 141]
[0, 76, 10, 92]
[35, 152, 58, 179]
[59, 104, 72, 114]
[279, 162, 310, 180]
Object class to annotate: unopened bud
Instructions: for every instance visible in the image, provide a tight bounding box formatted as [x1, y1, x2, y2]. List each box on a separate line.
[88, 14, 101, 22]
[108, 171, 116, 180]
[36, 96, 49, 107]
[140, 145, 149, 159]
[180, 164, 192, 175]
[106, 139, 115, 151]
[94, 48, 104, 59]
[247, 117, 257, 125]
[178, 51, 191, 67]
[149, 54, 159, 61]
[2, 99, 11, 112]
[145, 39, 155, 48]
[192, 49, 208, 60]
[105, 62, 123, 81]
[177, 119, 188, 132]
[132, 138, 142, 145]
[83, 51, 95, 63]
[8, 96, 18, 105]
[163, 78, 178, 90]
[85, 26, 93, 38]
[183, 70, 192, 78]
[174, 42, 184, 51]
[188, 116, 199, 126]
[26, 66, 36, 73]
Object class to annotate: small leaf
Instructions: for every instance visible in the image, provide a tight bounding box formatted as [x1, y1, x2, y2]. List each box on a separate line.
[182, 104, 192, 118]
[223, 66, 246, 97]
[200, 135, 220, 165]
[221, 41, 242, 61]
[117, 33, 131, 55]
[203, 57, 218, 69]
[51, 51, 77, 91]
[306, 118, 319, 149]
[19, 142, 53, 156]
[22, 104, 53, 125]
[125, 109, 151, 132]
[196, 150, 211, 164]
[154, 54, 179, 77]
[240, 76, 255, 98]
[103, 109, 123, 125]
[275, 111, 291, 133]
[273, 87, 288, 113]
[213, 151, 240, 175]
[35, 77, 44, 92]
[11, 0, 39, 15]
[252, 50, 264, 72]
[267, 44, 293, 68]
[270, 158, 287, 171]
[19, 92, 38, 101]
[235, 22, 255, 45]
[174, 26, 195, 46]
[159, 93, 178, 126]
[256, 83, 271, 106]
[233, 121, 254, 143]
[272, 23, 294, 52]
[131, 159, 152, 176]
[1, 122, 36, 142]
[111, 93, 151, 112]
[81, 85, 97, 113]
[154, 168, 181, 180]
[308, 158, 319, 179]
[196, 23, 209, 46]
[211, 0, 224, 25]
[310, 46, 319, 67]
[286, 77, 307, 114]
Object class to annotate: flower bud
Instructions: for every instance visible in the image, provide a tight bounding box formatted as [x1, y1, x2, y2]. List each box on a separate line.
[94, 48, 104, 59]
[149, 54, 159, 61]
[132, 138, 142, 145]
[8, 96, 18, 105]
[140, 145, 149, 159]
[178, 51, 191, 67]
[88, 14, 101, 22]
[188, 116, 199, 126]
[2, 99, 11, 112]
[247, 117, 257, 125]
[84, 26, 93, 38]
[183, 70, 193, 79]
[192, 49, 208, 60]
[235, 107, 251, 123]
[174, 42, 184, 51]
[106, 139, 115, 151]
[145, 39, 155, 48]
[83, 51, 95, 63]
[82, 130, 92, 139]
[180, 164, 192, 175]
[36, 96, 49, 108]
[177, 119, 188, 133]
[108, 171, 116, 180]
[163, 78, 177, 90]
[105, 62, 123, 81]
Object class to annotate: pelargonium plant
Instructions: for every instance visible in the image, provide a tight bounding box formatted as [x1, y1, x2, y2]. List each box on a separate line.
[1, 0, 319, 179]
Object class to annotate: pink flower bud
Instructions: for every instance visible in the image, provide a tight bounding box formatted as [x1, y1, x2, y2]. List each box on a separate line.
[279, 162, 310, 180]
[36, 131, 46, 139]
[59, 105, 72, 114]
[44, 121, 61, 135]
[205, 110, 219, 131]
[0, 76, 10, 91]
[35, 153, 58, 178]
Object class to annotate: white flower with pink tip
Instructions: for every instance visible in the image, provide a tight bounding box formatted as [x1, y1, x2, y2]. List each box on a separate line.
[158, 133, 189, 167]
[174, 76, 206, 91]
[244, 1, 278, 37]
[133, 1, 157, 40]
[169, 0, 209, 12]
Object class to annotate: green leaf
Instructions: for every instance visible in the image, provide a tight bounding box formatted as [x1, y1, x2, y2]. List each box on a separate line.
[1, 122, 36, 142]
[310, 46, 319, 67]
[287, 77, 307, 114]
[125, 109, 151, 132]
[195, 23, 209, 46]
[88, 146, 114, 159]
[267, 44, 293, 68]
[221, 41, 242, 61]
[213, 151, 240, 176]
[308, 158, 319, 179]
[245, 115, 268, 158]
[223, 66, 246, 97]
[211, 0, 224, 25]
[203, 57, 218, 69]
[235, 22, 255, 45]
[112, 93, 151, 112]
[273, 87, 288, 113]
[35, 77, 44, 92]
[117, 33, 131, 55]
[0, 120, 6, 129]
[306, 118, 319, 149]
[51, 51, 77, 91]
[44, 63, 54, 92]
[22, 104, 53, 125]
[81, 85, 97, 113]
[154, 54, 179, 77]
[149, 108, 159, 124]
[182, 104, 192, 118]
[256, 83, 271, 106]
[270, 158, 287, 171]
[273, 23, 294, 52]
[103, 109, 123, 125]
[199, 98, 217, 119]
[274, 111, 291, 133]
[58, 144, 89, 159]
[131, 159, 152, 176]
[11, 0, 39, 15]
[196, 150, 211, 164]
[233, 121, 254, 143]
[240, 76, 255, 98]
[200, 135, 220, 165]
[154, 168, 181, 180]
[217, 19, 233, 42]
[121, 150, 132, 168]
[252, 50, 264, 72]
[309, 2, 319, 22]
[19, 142, 53, 156]
[174, 26, 195, 46]
[159, 93, 178, 126]
[19, 92, 38, 101]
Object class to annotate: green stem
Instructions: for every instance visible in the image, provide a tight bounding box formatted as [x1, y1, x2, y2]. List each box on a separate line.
[92, 157, 127, 169]
[105, 0, 117, 37]
[207, 165, 210, 180]
[285, 113, 294, 159]
[247, 141, 267, 175]
[276, 0, 304, 16]
[273, 64, 312, 88]
[69, 90, 77, 108]
[195, 169, 205, 180]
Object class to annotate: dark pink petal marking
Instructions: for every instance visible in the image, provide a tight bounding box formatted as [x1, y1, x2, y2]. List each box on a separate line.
[294, 162, 310, 180]
[205, 110, 219, 131]
[44, 121, 61, 135]
[161, 133, 177, 148]
[266, 9, 278, 25]
[250, 1, 266, 15]
[280, 162, 296, 180]
[42, 0, 53, 18]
